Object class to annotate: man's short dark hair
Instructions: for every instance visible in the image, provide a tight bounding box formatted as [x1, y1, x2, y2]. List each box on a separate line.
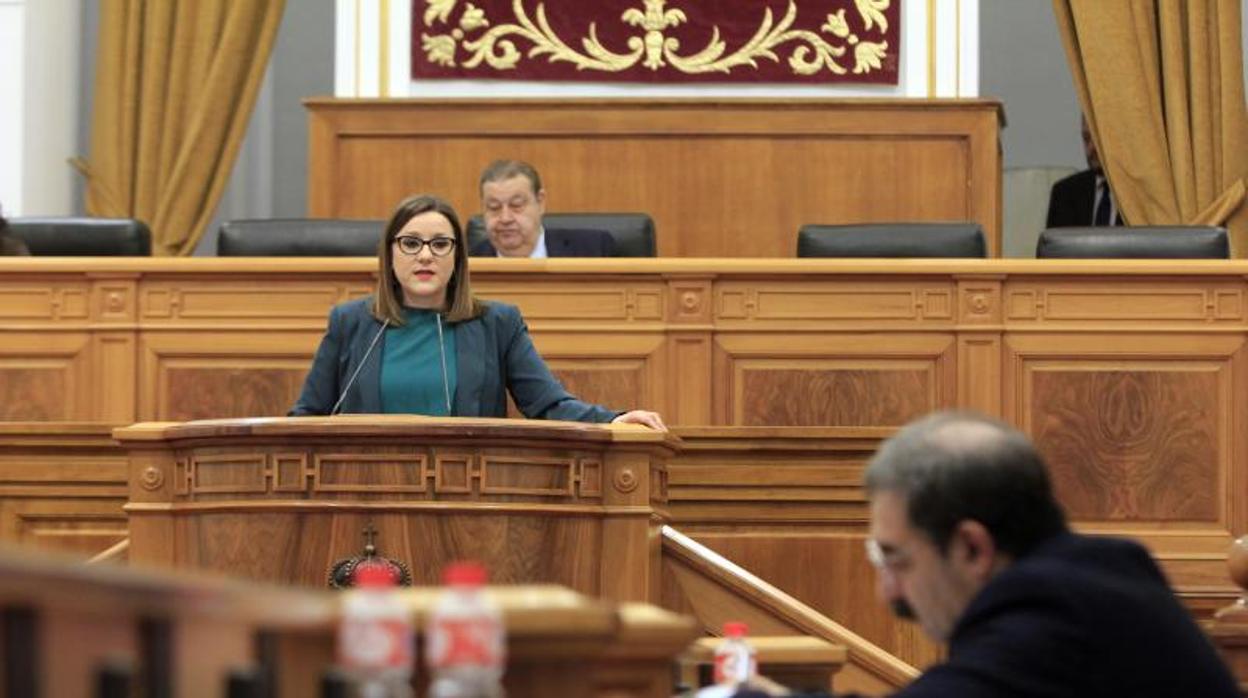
[478, 159, 542, 196]
[865, 411, 1068, 558]
[0, 213, 30, 256]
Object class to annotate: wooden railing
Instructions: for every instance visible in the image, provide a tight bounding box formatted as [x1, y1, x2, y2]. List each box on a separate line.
[1209, 537, 1248, 695]
[661, 525, 918, 695]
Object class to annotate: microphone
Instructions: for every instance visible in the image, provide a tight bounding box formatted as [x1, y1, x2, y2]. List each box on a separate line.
[436, 314, 452, 414]
[330, 318, 388, 415]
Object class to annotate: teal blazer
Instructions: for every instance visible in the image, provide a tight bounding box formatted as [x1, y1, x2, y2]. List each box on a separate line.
[290, 298, 618, 422]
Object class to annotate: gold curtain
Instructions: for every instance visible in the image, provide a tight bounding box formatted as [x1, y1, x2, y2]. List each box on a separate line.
[80, 1, 285, 256]
[1052, 0, 1248, 254]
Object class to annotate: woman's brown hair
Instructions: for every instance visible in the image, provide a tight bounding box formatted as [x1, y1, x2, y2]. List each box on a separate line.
[372, 194, 482, 325]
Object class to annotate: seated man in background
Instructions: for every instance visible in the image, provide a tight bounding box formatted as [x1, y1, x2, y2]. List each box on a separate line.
[0, 210, 31, 256]
[832, 411, 1237, 697]
[1046, 116, 1123, 228]
[472, 159, 615, 258]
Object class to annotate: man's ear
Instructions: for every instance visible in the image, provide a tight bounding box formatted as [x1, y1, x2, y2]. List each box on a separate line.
[952, 520, 998, 581]
[535, 188, 547, 213]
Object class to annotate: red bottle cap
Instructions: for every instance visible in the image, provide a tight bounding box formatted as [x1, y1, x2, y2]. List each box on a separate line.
[443, 561, 488, 587]
[722, 621, 748, 638]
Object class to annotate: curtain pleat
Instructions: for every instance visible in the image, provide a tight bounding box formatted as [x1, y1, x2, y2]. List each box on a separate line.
[83, 0, 285, 256]
[1053, 0, 1248, 254]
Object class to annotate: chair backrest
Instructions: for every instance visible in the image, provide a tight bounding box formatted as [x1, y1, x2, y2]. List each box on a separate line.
[8, 217, 152, 256]
[1035, 226, 1230, 259]
[466, 213, 657, 257]
[1003, 165, 1078, 258]
[217, 219, 383, 256]
[796, 223, 987, 258]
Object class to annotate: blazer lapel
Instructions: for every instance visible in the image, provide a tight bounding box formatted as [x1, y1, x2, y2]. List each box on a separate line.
[453, 319, 484, 416]
[355, 317, 385, 413]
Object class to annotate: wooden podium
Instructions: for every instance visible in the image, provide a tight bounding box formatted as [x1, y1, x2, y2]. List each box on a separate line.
[113, 416, 678, 601]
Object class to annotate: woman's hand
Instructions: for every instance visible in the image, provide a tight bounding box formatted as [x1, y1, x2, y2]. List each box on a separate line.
[612, 409, 667, 431]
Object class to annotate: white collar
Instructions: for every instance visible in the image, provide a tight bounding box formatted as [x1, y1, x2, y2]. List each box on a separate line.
[496, 227, 547, 258]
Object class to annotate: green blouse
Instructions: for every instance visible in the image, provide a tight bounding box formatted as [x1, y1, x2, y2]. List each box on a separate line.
[379, 308, 458, 415]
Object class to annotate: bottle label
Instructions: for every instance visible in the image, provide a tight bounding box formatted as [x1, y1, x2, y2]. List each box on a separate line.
[427, 617, 504, 669]
[339, 617, 413, 670]
[713, 644, 754, 684]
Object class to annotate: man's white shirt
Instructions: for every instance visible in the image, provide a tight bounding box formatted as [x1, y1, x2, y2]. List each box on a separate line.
[496, 228, 548, 258]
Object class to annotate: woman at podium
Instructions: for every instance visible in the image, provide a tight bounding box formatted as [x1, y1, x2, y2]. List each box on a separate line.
[289, 194, 664, 429]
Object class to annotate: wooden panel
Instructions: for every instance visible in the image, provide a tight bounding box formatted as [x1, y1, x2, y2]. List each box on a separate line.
[0, 367, 69, 421]
[0, 425, 128, 559]
[92, 332, 137, 422]
[736, 363, 934, 427]
[713, 334, 955, 427]
[314, 452, 429, 493]
[306, 99, 1003, 257]
[8, 505, 127, 557]
[1004, 278, 1247, 325]
[1004, 331, 1246, 598]
[550, 362, 645, 410]
[530, 332, 668, 416]
[715, 280, 956, 324]
[140, 332, 319, 421]
[476, 281, 666, 321]
[669, 334, 714, 424]
[1007, 333, 1241, 528]
[140, 280, 368, 323]
[163, 365, 307, 421]
[0, 283, 91, 321]
[175, 509, 605, 591]
[1031, 365, 1222, 522]
[481, 455, 576, 496]
[0, 334, 92, 421]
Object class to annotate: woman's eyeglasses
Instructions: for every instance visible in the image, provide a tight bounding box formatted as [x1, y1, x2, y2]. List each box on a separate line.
[394, 235, 456, 257]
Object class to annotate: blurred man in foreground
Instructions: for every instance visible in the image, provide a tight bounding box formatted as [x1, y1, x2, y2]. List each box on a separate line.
[855, 411, 1238, 696]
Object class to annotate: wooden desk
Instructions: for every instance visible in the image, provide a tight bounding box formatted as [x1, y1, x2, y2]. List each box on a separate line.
[0, 546, 698, 698]
[1, 257, 1244, 576]
[3, 257, 1248, 669]
[305, 98, 1003, 257]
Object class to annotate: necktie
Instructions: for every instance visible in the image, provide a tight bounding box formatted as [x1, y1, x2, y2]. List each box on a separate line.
[1094, 180, 1113, 226]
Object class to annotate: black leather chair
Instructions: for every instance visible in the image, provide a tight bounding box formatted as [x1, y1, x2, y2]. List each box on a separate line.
[797, 223, 987, 258]
[1035, 226, 1230, 259]
[8, 217, 152, 255]
[466, 213, 657, 257]
[217, 219, 384, 256]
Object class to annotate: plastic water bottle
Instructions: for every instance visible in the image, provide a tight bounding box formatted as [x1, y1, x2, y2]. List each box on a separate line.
[712, 621, 756, 687]
[338, 565, 414, 698]
[425, 561, 506, 698]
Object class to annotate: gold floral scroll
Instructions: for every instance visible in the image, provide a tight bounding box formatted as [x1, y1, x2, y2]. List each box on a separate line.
[412, 0, 899, 83]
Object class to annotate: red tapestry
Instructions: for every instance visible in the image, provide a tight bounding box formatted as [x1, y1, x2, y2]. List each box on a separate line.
[411, 0, 900, 84]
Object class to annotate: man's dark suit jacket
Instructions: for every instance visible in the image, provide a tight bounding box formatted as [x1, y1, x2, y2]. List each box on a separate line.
[470, 228, 615, 257]
[1047, 168, 1117, 228]
[875, 532, 1240, 697]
